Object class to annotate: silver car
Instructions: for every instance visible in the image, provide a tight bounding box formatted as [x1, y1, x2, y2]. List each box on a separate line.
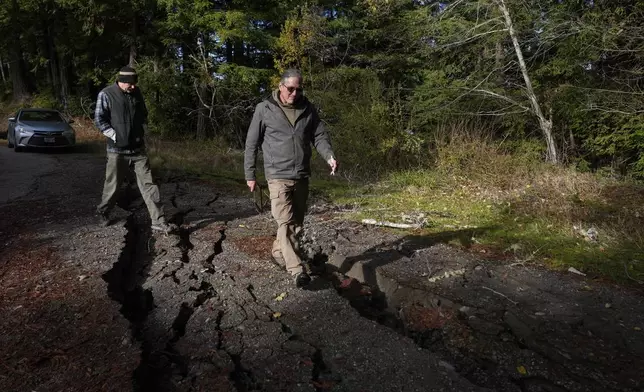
[7, 108, 76, 152]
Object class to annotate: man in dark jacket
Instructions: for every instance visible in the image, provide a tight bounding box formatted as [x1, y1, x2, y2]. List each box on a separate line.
[244, 69, 337, 287]
[94, 66, 176, 233]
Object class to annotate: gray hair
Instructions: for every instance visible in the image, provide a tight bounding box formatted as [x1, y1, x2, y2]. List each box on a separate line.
[280, 69, 302, 84]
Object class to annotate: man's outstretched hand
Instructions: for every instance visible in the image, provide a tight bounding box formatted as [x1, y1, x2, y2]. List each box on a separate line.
[327, 157, 338, 175]
[247, 180, 256, 192]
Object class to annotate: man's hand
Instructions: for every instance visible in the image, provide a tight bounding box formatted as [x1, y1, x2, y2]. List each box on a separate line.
[247, 180, 256, 192]
[327, 157, 338, 175]
[103, 128, 116, 143]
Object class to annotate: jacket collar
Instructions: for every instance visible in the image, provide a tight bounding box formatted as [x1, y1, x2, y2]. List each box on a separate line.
[267, 91, 311, 124]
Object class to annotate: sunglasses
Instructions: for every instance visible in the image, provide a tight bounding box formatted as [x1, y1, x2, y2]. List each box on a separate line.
[282, 85, 303, 94]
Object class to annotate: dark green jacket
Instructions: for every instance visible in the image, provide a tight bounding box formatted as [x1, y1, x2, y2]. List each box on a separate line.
[244, 93, 335, 181]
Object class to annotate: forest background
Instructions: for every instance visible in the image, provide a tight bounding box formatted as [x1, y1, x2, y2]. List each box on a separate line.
[1, 0, 643, 282]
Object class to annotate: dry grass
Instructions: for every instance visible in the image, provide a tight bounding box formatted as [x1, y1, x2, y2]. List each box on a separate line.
[144, 137, 248, 192]
[71, 116, 104, 143]
[425, 127, 643, 243]
[147, 137, 245, 173]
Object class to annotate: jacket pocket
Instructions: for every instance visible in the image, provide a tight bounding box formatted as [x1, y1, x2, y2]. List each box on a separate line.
[113, 122, 130, 148]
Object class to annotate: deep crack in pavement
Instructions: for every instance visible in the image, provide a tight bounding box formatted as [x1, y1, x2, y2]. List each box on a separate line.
[102, 214, 178, 392]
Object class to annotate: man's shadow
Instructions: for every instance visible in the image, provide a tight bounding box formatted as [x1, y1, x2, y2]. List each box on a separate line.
[307, 225, 497, 292]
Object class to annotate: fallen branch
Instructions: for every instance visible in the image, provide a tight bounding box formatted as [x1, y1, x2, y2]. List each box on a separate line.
[509, 245, 544, 267]
[568, 266, 587, 276]
[361, 219, 422, 229]
[482, 286, 518, 305]
[624, 261, 643, 285]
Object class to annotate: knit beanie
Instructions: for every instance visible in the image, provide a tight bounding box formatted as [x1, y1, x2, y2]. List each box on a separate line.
[117, 66, 138, 84]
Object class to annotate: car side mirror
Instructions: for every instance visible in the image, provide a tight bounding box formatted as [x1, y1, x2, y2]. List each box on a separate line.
[8, 117, 15, 122]
[68, 119, 75, 124]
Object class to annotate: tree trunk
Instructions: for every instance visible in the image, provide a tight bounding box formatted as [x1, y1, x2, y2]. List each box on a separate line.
[129, 13, 138, 66]
[196, 33, 209, 140]
[9, 45, 29, 101]
[58, 53, 69, 109]
[496, 0, 558, 163]
[9, 0, 29, 101]
[196, 100, 207, 140]
[0, 54, 7, 83]
[233, 39, 245, 65]
[47, 25, 62, 100]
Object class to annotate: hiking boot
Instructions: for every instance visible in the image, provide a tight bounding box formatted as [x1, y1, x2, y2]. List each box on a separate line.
[294, 271, 311, 288]
[97, 211, 111, 227]
[151, 222, 178, 234]
[308, 261, 327, 276]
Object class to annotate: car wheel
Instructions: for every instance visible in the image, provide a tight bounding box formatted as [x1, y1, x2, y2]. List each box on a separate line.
[14, 144, 23, 152]
[7, 132, 14, 148]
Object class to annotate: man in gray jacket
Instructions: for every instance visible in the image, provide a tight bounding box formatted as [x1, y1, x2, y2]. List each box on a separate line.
[244, 69, 337, 287]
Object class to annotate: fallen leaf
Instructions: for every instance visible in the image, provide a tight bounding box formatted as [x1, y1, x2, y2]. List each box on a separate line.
[635, 327, 642, 331]
[238, 224, 246, 228]
[275, 292, 287, 301]
[517, 365, 527, 375]
[272, 312, 282, 318]
[605, 303, 612, 309]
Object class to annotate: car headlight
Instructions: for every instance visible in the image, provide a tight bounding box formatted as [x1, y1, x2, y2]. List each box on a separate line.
[63, 128, 75, 136]
[17, 126, 32, 135]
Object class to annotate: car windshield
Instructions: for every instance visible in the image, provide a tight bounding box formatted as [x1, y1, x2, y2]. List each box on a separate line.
[19, 111, 63, 122]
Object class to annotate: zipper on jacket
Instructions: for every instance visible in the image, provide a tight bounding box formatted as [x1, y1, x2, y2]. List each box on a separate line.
[271, 100, 308, 178]
[274, 103, 298, 177]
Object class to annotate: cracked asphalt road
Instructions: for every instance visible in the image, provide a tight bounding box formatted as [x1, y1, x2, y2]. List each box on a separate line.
[2, 147, 643, 392]
[0, 148, 481, 392]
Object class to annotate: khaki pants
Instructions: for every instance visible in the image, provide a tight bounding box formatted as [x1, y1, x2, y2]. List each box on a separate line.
[268, 178, 309, 275]
[97, 152, 165, 225]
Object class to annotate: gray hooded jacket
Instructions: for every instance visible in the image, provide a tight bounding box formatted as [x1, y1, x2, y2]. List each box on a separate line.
[244, 92, 334, 181]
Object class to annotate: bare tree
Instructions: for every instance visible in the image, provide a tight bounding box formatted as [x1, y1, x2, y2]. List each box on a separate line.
[0, 54, 6, 83]
[129, 13, 138, 67]
[495, 0, 558, 163]
[431, 0, 559, 163]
